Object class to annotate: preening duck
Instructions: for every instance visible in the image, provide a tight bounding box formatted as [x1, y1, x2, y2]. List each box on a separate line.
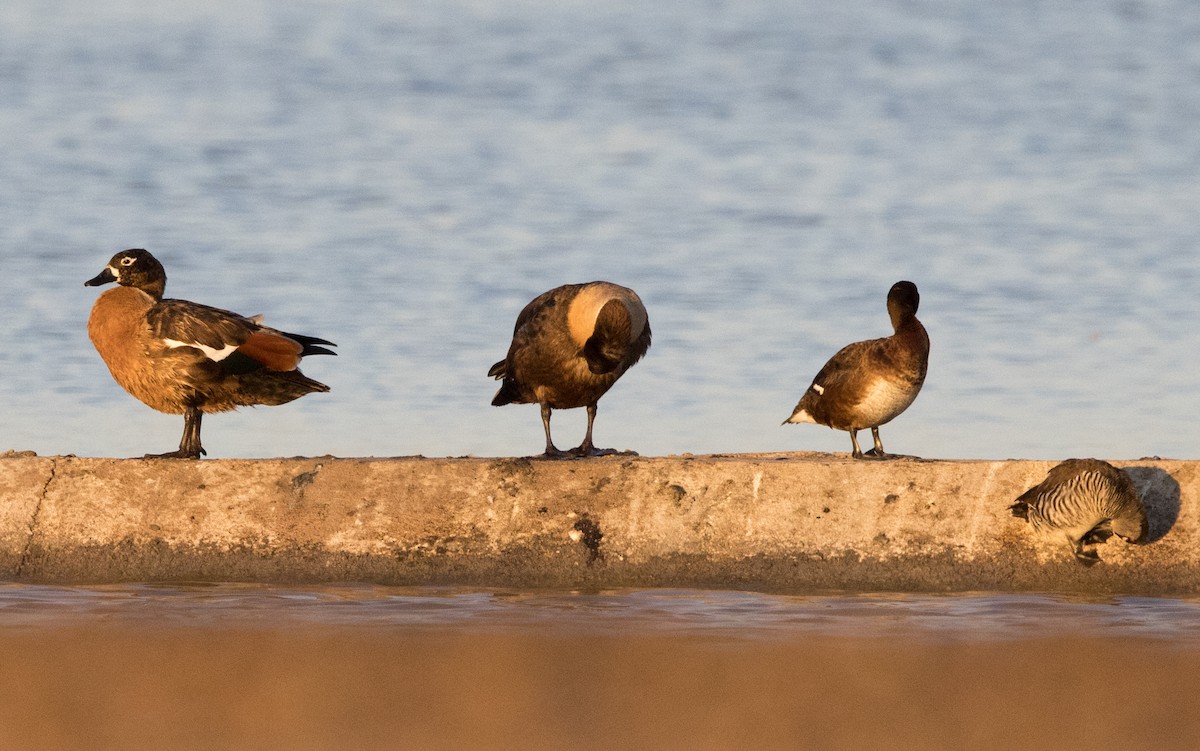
[1011, 458, 1148, 566]
[85, 248, 336, 459]
[489, 281, 651, 458]
[784, 280, 929, 459]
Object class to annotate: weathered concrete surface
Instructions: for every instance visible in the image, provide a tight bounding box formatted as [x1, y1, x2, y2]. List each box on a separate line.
[0, 453, 1194, 593]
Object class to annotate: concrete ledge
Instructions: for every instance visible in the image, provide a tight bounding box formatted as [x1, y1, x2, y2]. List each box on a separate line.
[0, 453, 1194, 594]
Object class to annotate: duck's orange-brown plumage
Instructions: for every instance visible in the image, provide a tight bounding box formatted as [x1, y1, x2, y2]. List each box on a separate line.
[86, 248, 336, 458]
[236, 331, 305, 373]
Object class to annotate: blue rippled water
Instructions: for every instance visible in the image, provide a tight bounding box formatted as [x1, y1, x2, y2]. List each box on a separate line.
[1, 0, 1197, 460]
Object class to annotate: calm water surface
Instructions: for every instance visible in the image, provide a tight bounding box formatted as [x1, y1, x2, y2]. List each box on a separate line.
[0, 0, 1197, 461]
[2, 584, 1198, 642]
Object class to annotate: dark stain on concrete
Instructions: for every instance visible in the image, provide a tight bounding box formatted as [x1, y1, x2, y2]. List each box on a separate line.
[573, 514, 604, 564]
[666, 484, 687, 505]
[289, 464, 324, 504]
[493, 457, 536, 497]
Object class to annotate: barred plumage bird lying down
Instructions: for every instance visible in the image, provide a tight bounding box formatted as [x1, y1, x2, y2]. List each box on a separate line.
[1011, 459, 1148, 566]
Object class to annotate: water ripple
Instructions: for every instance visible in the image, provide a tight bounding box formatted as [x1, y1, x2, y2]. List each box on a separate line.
[1, 583, 1197, 642]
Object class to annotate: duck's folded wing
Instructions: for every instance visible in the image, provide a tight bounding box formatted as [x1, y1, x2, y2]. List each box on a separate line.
[511, 286, 571, 335]
[149, 300, 333, 373]
[808, 339, 872, 393]
[145, 300, 257, 361]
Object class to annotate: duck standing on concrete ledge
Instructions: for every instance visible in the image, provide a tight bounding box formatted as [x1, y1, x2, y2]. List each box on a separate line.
[490, 282, 651, 458]
[784, 280, 929, 459]
[85, 249, 336, 459]
[1011, 458, 1148, 566]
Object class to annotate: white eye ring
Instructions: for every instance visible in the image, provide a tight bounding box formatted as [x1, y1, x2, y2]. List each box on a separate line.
[120, 257, 136, 266]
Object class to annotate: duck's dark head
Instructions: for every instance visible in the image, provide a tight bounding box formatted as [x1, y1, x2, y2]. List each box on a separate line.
[86, 249, 167, 300]
[886, 280, 920, 327]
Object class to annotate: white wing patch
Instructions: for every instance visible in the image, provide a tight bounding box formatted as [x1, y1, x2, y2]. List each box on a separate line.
[811, 383, 825, 395]
[163, 338, 240, 362]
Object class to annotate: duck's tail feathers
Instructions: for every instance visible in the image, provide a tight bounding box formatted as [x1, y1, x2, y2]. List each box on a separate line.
[783, 408, 814, 426]
[235, 369, 330, 406]
[284, 332, 337, 357]
[491, 375, 521, 407]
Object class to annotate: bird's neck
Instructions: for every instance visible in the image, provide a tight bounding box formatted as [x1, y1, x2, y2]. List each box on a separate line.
[893, 314, 929, 354]
[132, 280, 166, 301]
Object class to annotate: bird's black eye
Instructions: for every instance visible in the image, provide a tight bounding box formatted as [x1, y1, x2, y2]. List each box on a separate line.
[120, 256, 136, 266]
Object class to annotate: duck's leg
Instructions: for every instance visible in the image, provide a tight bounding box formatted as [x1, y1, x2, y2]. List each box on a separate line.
[540, 403, 571, 459]
[572, 402, 619, 458]
[1073, 538, 1102, 567]
[848, 429, 864, 459]
[862, 427, 890, 459]
[147, 406, 206, 460]
[182, 408, 207, 458]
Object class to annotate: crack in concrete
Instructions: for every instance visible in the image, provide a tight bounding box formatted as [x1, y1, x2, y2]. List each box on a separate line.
[16, 457, 56, 578]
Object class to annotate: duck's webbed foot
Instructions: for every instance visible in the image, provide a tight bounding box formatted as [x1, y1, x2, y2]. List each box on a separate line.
[569, 443, 623, 458]
[856, 428, 916, 460]
[145, 447, 205, 460]
[149, 407, 206, 459]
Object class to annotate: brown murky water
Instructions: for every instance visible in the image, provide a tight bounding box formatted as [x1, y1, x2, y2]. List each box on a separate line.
[2, 585, 1199, 750]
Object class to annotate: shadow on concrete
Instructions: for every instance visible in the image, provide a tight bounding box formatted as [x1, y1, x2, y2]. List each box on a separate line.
[1124, 466, 1181, 544]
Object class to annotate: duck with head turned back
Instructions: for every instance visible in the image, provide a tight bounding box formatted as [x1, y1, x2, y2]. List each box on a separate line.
[1011, 458, 1148, 566]
[784, 280, 929, 459]
[85, 249, 336, 459]
[489, 281, 651, 458]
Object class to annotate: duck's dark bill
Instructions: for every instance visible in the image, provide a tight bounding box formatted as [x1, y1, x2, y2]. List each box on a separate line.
[85, 268, 117, 287]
